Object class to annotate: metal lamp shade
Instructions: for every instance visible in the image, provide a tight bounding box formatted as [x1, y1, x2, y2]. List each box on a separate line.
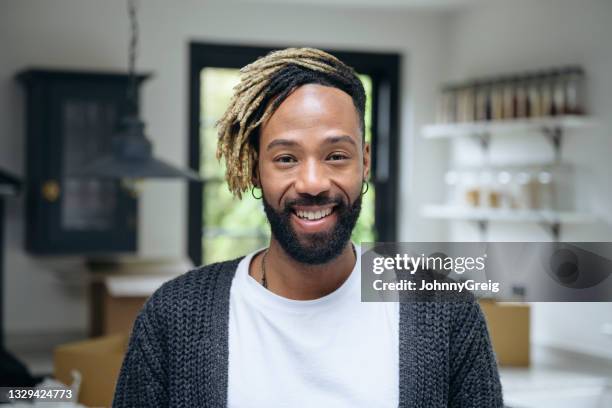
[76, 116, 201, 181]
[79, 155, 202, 180]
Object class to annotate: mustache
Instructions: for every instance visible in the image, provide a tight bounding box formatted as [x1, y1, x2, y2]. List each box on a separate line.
[283, 194, 345, 211]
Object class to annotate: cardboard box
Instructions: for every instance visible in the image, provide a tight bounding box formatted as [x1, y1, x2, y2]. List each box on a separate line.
[54, 333, 129, 408]
[89, 258, 191, 337]
[90, 280, 147, 337]
[479, 299, 530, 367]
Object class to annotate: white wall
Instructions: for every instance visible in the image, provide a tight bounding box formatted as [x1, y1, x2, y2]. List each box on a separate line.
[0, 0, 449, 337]
[446, 0, 612, 359]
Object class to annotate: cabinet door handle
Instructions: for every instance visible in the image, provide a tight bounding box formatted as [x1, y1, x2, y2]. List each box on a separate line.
[42, 180, 61, 202]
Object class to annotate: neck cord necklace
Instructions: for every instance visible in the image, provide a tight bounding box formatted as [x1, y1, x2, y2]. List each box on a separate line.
[260, 244, 357, 289]
[261, 249, 269, 289]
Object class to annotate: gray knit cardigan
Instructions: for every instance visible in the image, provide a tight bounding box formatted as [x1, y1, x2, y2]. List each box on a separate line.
[112, 258, 504, 407]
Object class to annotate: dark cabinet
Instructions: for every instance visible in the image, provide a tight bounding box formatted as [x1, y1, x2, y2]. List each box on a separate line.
[17, 70, 149, 255]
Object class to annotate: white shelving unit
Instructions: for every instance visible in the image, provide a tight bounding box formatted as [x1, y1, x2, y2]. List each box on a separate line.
[423, 115, 597, 160]
[421, 205, 597, 240]
[421, 204, 597, 224]
[420, 115, 599, 240]
[422, 115, 596, 139]
[449, 161, 570, 171]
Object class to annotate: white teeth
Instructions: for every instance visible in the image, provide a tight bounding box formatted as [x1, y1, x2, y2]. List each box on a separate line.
[296, 208, 333, 220]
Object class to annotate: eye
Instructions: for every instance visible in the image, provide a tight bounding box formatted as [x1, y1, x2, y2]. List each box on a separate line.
[275, 155, 297, 164]
[328, 153, 349, 161]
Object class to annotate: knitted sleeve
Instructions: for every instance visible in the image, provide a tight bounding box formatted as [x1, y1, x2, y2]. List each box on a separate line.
[448, 301, 504, 408]
[112, 300, 168, 407]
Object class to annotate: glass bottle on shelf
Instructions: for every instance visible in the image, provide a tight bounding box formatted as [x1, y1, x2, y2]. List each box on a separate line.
[539, 71, 554, 117]
[485, 81, 493, 120]
[536, 171, 554, 210]
[564, 66, 586, 115]
[497, 171, 513, 209]
[527, 75, 542, 118]
[515, 75, 528, 118]
[471, 81, 481, 122]
[444, 170, 461, 206]
[475, 80, 490, 122]
[491, 79, 504, 121]
[464, 82, 476, 123]
[515, 172, 532, 209]
[552, 70, 565, 116]
[480, 171, 499, 209]
[461, 172, 480, 208]
[502, 77, 516, 119]
[450, 85, 459, 122]
[456, 85, 472, 123]
[454, 85, 464, 122]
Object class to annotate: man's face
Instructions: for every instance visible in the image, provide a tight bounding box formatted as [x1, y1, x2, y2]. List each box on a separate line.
[256, 84, 371, 264]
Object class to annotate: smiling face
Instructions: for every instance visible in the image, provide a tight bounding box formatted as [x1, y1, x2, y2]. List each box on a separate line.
[254, 84, 370, 264]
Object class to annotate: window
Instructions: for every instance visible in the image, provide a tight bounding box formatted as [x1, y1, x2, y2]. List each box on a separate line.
[189, 44, 400, 266]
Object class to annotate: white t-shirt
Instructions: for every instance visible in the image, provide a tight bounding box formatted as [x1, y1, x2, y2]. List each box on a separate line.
[227, 246, 399, 408]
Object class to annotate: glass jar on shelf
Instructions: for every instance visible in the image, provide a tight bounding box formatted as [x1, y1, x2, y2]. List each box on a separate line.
[535, 170, 554, 210]
[539, 71, 554, 117]
[502, 77, 516, 119]
[461, 172, 480, 208]
[552, 70, 565, 116]
[444, 170, 461, 206]
[464, 82, 476, 122]
[514, 75, 529, 118]
[515, 171, 537, 209]
[475, 80, 491, 122]
[454, 85, 464, 122]
[527, 75, 542, 118]
[456, 84, 474, 123]
[479, 171, 497, 209]
[564, 66, 586, 115]
[497, 171, 513, 209]
[490, 79, 504, 121]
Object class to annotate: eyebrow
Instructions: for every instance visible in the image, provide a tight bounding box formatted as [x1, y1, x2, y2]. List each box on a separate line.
[266, 135, 358, 151]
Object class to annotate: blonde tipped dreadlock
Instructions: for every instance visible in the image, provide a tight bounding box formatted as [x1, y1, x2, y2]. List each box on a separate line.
[216, 47, 366, 199]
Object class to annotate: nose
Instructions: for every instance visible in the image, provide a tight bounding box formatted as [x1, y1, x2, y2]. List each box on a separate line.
[294, 158, 331, 197]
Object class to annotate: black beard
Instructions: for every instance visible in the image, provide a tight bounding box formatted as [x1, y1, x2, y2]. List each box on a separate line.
[262, 192, 362, 265]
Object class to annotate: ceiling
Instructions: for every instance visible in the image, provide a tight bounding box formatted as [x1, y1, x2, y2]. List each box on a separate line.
[228, 0, 486, 10]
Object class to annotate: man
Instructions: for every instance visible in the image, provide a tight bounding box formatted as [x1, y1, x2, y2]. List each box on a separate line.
[113, 48, 503, 407]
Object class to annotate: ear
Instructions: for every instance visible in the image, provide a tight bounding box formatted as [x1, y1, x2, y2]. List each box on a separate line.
[362, 142, 371, 181]
[251, 162, 261, 188]
[251, 135, 262, 188]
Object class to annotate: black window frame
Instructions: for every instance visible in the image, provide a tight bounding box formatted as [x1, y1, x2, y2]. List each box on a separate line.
[188, 42, 400, 266]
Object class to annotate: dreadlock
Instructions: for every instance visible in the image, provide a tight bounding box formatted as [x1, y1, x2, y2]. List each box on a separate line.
[216, 47, 366, 199]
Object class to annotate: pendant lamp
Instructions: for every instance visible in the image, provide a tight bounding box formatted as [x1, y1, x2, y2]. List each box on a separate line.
[78, 0, 201, 181]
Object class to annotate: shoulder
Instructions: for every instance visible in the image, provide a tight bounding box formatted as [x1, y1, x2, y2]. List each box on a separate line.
[140, 257, 244, 324]
[157, 257, 243, 297]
